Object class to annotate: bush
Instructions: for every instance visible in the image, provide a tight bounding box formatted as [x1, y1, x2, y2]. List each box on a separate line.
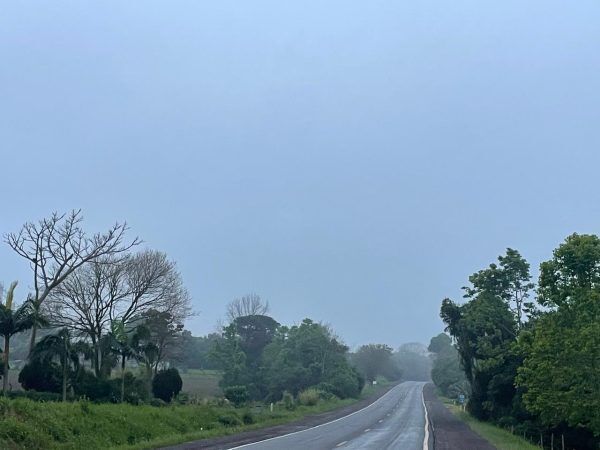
[73, 370, 113, 402]
[18, 359, 62, 393]
[217, 413, 242, 427]
[113, 372, 150, 405]
[152, 368, 183, 403]
[224, 385, 249, 407]
[297, 388, 320, 406]
[282, 391, 295, 410]
[242, 410, 254, 424]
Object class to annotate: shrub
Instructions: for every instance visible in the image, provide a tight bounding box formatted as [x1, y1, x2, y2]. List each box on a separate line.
[18, 359, 62, 393]
[298, 388, 320, 406]
[224, 385, 249, 407]
[242, 410, 254, 424]
[73, 370, 113, 402]
[282, 391, 295, 410]
[217, 413, 242, 427]
[152, 368, 183, 403]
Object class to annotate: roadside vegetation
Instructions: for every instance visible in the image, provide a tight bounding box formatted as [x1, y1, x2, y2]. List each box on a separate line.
[430, 234, 600, 449]
[0, 210, 417, 450]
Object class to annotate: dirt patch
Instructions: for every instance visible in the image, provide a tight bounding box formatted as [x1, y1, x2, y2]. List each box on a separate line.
[423, 384, 495, 450]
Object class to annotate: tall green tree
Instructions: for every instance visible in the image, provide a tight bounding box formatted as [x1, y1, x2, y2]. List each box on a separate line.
[0, 282, 42, 395]
[518, 234, 600, 436]
[463, 248, 534, 328]
[441, 293, 517, 419]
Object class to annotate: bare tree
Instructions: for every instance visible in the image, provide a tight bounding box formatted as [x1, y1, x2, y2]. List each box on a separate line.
[4, 210, 140, 353]
[226, 293, 269, 323]
[45, 249, 191, 377]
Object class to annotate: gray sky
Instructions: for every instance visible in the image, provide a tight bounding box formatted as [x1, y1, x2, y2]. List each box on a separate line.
[1, 1, 600, 349]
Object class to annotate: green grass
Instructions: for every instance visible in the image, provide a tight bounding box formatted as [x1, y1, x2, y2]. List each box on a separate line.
[0, 383, 387, 450]
[445, 402, 539, 450]
[179, 369, 222, 398]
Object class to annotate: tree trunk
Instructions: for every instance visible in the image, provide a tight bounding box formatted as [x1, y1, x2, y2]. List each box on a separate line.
[62, 355, 68, 402]
[2, 336, 10, 395]
[91, 335, 100, 378]
[121, 355, 126, 403]
[28, 321, 38, 355]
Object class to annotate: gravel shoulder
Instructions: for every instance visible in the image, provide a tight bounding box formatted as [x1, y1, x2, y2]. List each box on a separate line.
[423, 384, 496, 450]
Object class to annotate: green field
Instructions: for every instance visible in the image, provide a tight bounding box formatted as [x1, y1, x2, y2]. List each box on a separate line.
[179, 369, 222, 398]
[445, 402, 539, 450]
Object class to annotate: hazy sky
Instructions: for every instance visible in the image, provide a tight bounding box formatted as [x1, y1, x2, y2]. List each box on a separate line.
[1, 1, 600, 348]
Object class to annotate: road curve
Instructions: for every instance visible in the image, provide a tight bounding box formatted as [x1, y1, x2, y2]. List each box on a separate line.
[229, 381, 428, 450]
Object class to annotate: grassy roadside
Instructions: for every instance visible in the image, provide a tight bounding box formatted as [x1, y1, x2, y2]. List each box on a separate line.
[443, 400, 539, 450]
[0, 383, 390, 450]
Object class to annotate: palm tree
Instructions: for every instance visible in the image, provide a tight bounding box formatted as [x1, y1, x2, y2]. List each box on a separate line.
[109, 321, 149, 402]
[0, 282, 40, 395]
[31, 328, 80, 401]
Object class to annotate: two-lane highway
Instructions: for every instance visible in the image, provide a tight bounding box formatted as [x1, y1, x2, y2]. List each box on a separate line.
[229, 381, 428, 450]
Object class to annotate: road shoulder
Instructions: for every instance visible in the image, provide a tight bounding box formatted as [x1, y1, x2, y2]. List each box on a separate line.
[422, 384, 495, 450]
[162, 383, 397, 450]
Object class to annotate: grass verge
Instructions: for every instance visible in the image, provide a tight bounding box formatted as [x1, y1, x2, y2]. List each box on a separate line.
[444, 401, 539, 450]
[0, 384, 389, 450]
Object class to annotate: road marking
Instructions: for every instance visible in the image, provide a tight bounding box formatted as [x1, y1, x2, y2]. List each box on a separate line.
[336, 441, 347, 447]
[422, 386, 429, 450]
[227, 383, 405, 449]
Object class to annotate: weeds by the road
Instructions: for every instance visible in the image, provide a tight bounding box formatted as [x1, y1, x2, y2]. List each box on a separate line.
[0, 383, 389, 450]
[445, 402, 539, 450]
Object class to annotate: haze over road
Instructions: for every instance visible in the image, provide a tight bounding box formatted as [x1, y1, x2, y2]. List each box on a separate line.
[229, 381, 427, 450]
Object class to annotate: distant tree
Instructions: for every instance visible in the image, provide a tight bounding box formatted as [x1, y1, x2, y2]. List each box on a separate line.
[4, 210, 139, 352]
[394, 343, 431, 382]
[179, 332, 223, 370]
[30, 328, 79, 401]
[261, 319, 363, 400]
[213, 314, 279, 399]
[0, 282, 44, 394]
[352, 344, 399, 382]
[226, 294, 269, 323]
[134, 309, 185, 376]
[428, 333, 467, 398]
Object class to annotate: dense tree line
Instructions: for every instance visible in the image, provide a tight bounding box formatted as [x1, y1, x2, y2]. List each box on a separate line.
[213, 314, 365, 402]
[437, 236, 600, 449]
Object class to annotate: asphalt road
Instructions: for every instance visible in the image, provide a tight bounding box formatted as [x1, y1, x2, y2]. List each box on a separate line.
[229, 381, 428, 450]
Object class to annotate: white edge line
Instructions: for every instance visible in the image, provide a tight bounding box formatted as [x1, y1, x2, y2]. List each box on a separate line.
[421, 386, 429, 450]
[227, 384, 403, 449]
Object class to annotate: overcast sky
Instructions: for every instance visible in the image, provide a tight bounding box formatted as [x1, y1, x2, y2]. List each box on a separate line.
[1, 1, 599, 349]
